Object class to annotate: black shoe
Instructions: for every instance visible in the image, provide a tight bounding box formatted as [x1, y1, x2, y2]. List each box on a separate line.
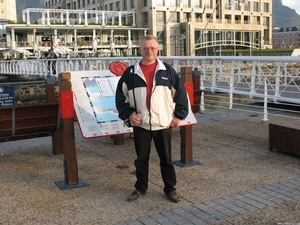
[127, 189, 143, 202]
[166, 189, 181, 203]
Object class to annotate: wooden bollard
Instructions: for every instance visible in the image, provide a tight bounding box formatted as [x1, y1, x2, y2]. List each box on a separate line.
[173, 67, 201, 167]
[192, 67, 203, 113]
[55, 72, 89, 190]
[45, 77, 63, 156]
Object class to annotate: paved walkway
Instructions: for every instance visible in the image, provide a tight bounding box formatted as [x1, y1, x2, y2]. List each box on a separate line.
[115, 177, 300, 225]
[113, 107, 300, 225]
[1, 107, 300, 224]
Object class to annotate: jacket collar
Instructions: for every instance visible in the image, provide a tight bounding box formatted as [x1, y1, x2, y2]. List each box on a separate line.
[134, 58, 166, 76]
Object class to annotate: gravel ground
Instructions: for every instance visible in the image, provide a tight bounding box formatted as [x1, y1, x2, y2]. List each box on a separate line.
[1, 107, 300, 224]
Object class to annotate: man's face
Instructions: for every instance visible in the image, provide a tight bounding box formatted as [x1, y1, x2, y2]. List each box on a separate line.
[140, 39, 158, 64]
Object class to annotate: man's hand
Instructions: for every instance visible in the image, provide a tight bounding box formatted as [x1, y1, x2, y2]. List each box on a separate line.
[170, 117, 181, 128]
[129, 112, 142, 127]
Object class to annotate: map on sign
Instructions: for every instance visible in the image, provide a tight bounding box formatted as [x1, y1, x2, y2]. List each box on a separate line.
[82, 76, 119, 123]
[70, 70, 132, 139]
[69, 70, 197, 139]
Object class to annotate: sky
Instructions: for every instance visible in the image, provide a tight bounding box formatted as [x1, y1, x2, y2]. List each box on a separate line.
[281, 0, 300, 15]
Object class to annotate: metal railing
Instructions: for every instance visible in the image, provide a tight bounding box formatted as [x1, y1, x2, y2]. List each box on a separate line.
[1, 56, 300, 121]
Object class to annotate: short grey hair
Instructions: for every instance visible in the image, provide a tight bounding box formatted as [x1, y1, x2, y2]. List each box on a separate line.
[139, 35, 158, 47]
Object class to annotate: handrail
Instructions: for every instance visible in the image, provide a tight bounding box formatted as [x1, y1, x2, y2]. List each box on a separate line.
[1, 56, 300, 122]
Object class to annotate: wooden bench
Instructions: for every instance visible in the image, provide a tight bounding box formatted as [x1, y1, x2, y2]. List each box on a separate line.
[0, 104, 62, 155]
[269, 121, 300, 157]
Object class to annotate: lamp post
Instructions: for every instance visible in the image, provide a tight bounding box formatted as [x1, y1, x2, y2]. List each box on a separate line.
[259, 38, 262, 56]
[49, 27, 53, 48]
[258, 36, 263, 56]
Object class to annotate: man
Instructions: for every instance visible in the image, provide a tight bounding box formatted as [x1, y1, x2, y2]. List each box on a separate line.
[47, 48, 58, 75]
[115, 35, 189, 203]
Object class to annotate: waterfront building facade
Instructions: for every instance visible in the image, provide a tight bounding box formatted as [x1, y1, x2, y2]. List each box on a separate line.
[4, 0, 272, 57]
[90, 0, 273, 56]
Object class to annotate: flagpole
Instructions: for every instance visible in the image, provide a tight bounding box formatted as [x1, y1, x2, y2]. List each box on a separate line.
[234, 1, 236, 56]
[247, 1, 251, 56]
[249, 14, 251, 56]
[191, 0, 220, 56]
[219, 3, 221, 56]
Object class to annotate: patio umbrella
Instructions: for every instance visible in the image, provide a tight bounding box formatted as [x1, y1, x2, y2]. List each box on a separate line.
[80, 49, 92, 54]
[54, 46, 73, 55]
[2, 49, 19, 54]
[38, 46, 51, 52]
[101, 49, 111, 53]
[2, 49, 19, 59]
[15, 47, 33, 56]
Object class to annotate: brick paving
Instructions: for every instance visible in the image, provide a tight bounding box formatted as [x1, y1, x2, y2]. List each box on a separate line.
[115, 177, 300, 225]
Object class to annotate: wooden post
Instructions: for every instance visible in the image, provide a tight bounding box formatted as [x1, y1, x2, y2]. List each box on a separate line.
[192, 67, 203, 113]
[59, 91, 78, 185]
[45, 77, 55, 104]
[113, 135, 125, 146]
[55, 72, 89, 190]
[45, 77, 63, 156]
[173, 67, 201, 167]
[180, 125, 193, 164]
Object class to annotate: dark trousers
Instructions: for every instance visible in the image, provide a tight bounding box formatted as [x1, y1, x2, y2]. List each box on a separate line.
[133, 126, 176, 195]
[47, 61, 56, 75]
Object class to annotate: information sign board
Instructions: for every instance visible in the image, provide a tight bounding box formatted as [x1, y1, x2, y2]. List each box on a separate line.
[70, 70, 197, 139]
[0, 85, 14, 107]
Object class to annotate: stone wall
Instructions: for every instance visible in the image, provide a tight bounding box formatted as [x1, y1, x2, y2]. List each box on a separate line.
[15, 83, 59, 105]
[0, 75, 59, 106]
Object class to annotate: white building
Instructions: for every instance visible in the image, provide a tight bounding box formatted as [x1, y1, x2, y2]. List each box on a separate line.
[0, 0, 17, 46]
[5, 7, 147, 57]
[0, 0, 17, 22]
[44, 0, 273, 56]
[4, 0, 272, 56]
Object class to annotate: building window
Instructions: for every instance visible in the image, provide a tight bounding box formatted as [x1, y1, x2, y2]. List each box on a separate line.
[244, 2, 249, 11]
[157, 0, 163, 6]
[194, 0, 200, 7]
[143, 12, 148, 26]
[123, 0, 127, 10]
[205, 0, 211, 8]
[157, 31, 164, 44]
[182, 0, 188, 7]
[263, 3, 269, 12]
[144, 0, 147, 7]
[156, 11, 165, 23]
[116, 1, 120, 10]
[170, 12, 179, 22]
[109, 3, 113, 10]
[235, 1, 241, 10]
[253, 2, 259, 12]
[170, 0, 176, 7]
[131, 0, 135, 9]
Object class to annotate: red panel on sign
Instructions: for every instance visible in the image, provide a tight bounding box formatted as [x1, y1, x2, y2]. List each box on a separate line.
[184, 82, 194, 105]
[59, 91, 74, 119]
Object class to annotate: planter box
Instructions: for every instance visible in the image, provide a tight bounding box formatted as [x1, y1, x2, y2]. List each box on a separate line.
[269, 121, 300, 157]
